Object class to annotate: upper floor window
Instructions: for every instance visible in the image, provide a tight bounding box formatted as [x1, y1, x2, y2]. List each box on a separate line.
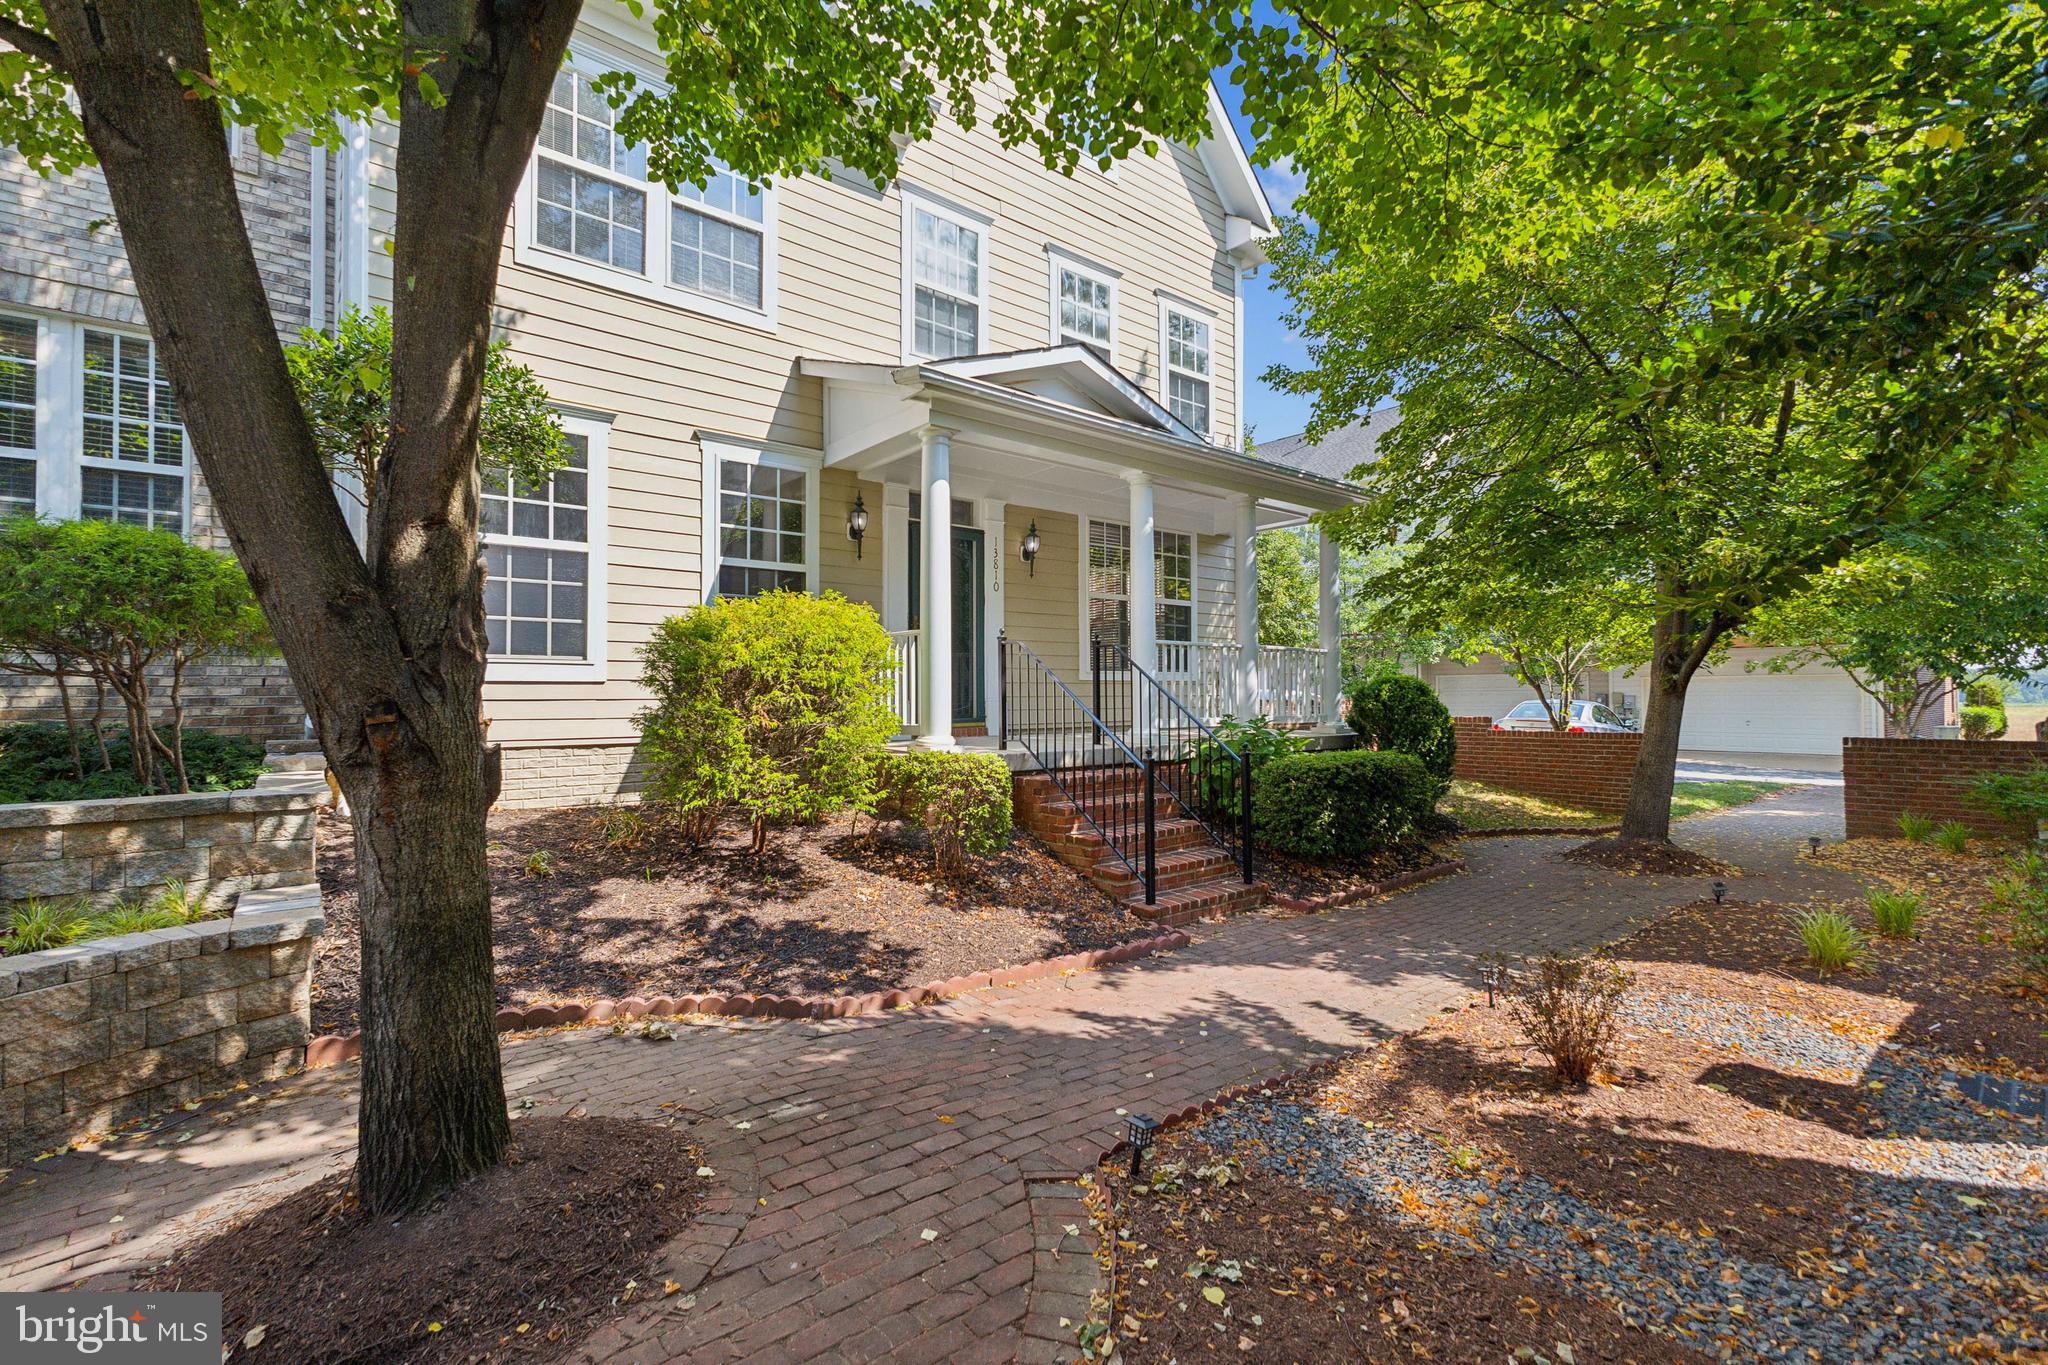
[517, 59, 777, 328]
[0, 312, 188, 534]
[481, 413, 610, 681]
[903, 190, 989, 361]
[1048, 249, 1117, 357]
[1160, 304, 1212, 438]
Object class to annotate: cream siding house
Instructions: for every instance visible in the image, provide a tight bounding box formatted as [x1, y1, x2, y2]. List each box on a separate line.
[326, 4, 1360, 807]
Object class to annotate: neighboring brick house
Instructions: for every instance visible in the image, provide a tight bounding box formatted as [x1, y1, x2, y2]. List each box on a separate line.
[0, 128, 334, 742]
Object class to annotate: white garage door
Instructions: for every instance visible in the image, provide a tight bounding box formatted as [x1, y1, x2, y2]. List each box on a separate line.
[1616, 659, 1871, 755]
[1430, 673, 1536, 723]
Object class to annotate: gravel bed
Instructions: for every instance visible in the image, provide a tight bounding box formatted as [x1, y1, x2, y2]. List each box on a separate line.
[1199, 1098, 2045, 1361]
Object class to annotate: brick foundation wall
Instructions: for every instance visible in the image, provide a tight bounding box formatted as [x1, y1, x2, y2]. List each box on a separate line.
[0, 773, 322, 912]
[0, 900, 321, 1161]
[1450, 717, 1641, 814]
[495, 743, 649, 809]
[1841, 737, 2048, 839]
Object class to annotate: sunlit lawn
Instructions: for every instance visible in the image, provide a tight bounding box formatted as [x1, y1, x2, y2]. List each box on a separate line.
[1442, 778, 1789, 830]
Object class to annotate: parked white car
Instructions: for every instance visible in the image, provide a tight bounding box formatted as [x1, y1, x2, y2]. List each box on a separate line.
[1491, 699, 1638, 733]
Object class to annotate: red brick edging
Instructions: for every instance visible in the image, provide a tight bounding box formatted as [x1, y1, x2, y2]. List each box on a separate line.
[304, 930, 1195, 1068]
[1265, 856, 1465, 913]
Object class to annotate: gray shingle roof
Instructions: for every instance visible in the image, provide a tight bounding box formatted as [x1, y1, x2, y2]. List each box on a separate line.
[1256, 404, 1400, 485]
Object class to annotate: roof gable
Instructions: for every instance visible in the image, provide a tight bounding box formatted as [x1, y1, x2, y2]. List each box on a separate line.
[927, 346, 1202, 442]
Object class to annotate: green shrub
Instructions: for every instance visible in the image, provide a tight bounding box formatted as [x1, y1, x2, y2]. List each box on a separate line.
[598, 806, 649, 848]
[1991, 849, 2048, 981]
[1895, 810, 1935, 843]
[1961, 705, 2008, 741]
[1932, 820, 1973, 854]
[1794, 908, 1866, 974]
[1964, 678, 2007, 709]
[1187, 715, 1304, 823]
[0, 722, 267, 805]
[879, 750, 1013, 877]
[1868, 891, 1923, 938]
[1252, 748, 1434, 860]
[638, 590, 900, 851]
[1970, 765, 2048, 827]
[1344, 674, 1456, 790]
[81, 902, 187, 938]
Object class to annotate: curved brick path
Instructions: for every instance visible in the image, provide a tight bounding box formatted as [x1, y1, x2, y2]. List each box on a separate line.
[0, 786, 1852, 1362]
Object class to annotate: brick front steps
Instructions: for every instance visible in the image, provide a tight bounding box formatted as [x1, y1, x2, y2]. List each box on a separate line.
[1013, 772, 1269, 926]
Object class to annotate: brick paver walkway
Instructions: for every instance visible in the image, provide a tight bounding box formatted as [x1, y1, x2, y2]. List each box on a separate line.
[0, 786, 1853, 1362]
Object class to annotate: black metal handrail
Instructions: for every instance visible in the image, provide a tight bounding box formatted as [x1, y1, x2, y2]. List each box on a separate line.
[1093, 637, 1255, 885]
[999, 631, 1160, 903]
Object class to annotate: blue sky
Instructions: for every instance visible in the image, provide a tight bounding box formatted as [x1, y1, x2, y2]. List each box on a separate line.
[1216, 72, 1314, 447]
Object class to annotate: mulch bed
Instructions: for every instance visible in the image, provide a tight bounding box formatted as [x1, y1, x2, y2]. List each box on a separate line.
[1624, 838, 2047, 1080]
[1562, 836, 1733, 877]
[140, 1116, 704, 1364]
[1255, 837, 1446, 906]
[1098, 1125, 1699, 1363]
[313, 808, 1149, 1034]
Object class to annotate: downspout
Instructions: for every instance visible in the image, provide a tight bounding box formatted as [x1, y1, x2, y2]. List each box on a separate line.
[308, 143, 328, 334]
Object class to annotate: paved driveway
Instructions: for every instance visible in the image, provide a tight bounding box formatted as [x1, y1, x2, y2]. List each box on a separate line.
[0, 786, 1853, 1362]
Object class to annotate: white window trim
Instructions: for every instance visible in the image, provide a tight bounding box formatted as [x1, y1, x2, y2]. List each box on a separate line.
[1077, 516, 1199, 678]
[1044, 245, 1120, 359]
[483, 409, 612, 684]
[1, 308, 191, 535]
[1157, 294, 1216, 443]
[900, 183, 994, 364]
[510, 47, 780, 332]
[697, 432, 823, 604]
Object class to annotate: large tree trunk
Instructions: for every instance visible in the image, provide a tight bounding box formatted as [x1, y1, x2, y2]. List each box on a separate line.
[36, 0, 579, 1211]
[1618, 601, 1732, 842]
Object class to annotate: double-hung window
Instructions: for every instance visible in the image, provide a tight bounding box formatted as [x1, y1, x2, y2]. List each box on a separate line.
[1160, 303, 1213, 438]
[0, 311, 189, 533]
[1085, 519, 1195, 660]
[480, 412, 610, 680]
[520, 57, 777, 327]
[1048, 249, 1116, 356]
[903, 191, 989, 361]
[701, 437, 819, 600]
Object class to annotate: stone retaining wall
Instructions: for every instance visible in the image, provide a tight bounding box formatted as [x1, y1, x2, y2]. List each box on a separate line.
[0, 896, 322, 1160]
[0, 772, 323, 911]
[1450, 717, 1641, 814]
[1842, 736, 2048, 840]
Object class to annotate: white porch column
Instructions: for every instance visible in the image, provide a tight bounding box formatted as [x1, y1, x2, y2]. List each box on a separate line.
[1232, 494, 1260, 719]
[1317, 527, 1344, 730]
[917, 428, 956, 749]
[1125, 471, 1158, 679]
[980, 498, 1005, 737]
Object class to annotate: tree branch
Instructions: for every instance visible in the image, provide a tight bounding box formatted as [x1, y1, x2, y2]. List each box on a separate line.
[0, 15, 68, 72]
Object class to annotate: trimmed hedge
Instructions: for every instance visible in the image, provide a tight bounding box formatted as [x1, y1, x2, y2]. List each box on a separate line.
[1345, 673, 1456, 787]
[1252, 748, 1434, 860]
[878, 749, 1013, 876]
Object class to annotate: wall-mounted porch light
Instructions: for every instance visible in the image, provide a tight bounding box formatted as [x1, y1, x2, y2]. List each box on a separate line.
[1019, 520, 1040, 576]
[847, 492, 869, 560]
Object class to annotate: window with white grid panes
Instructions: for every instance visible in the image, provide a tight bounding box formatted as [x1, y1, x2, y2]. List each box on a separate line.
[482, 432, 591, 659]
[715, 458, 809, 598]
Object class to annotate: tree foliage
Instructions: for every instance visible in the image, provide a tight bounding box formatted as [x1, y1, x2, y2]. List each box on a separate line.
[0, 518, 272, 794]
[638, 591, 899, 852]
[285, 305, 569, 513]
[1412, 575, 1652, 730]
[1254, 530, 1318, 649]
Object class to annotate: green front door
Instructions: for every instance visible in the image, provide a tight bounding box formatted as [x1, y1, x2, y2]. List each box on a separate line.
[908, 524, 985, 724]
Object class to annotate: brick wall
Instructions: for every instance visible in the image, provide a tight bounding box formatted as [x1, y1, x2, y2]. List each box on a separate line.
[0, 134, 330, 739]
[0, 773, 323, 912]
[496, 743, 650, 809]
[0, 898, 321, 1161]
[2, 655, 306, 744]
[1841, 737, 2048, 839]
[1450, 717, 1641, 814]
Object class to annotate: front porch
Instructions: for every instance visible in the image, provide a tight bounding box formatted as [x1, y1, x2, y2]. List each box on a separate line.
[801, 345, 1362, 747]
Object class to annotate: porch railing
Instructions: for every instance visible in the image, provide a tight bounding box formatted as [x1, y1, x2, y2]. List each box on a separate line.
[887, 629, 919, 732]
[1092, 637, 1255, 886]
[1000, 632, 1161, 903]
[1257, 645, 1325, 726]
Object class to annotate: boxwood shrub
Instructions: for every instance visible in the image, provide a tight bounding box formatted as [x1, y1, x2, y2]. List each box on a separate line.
[1252, 748, 1434, 860]
[877, 749, 1013, 876]
[1344, 673, 1456, 789]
